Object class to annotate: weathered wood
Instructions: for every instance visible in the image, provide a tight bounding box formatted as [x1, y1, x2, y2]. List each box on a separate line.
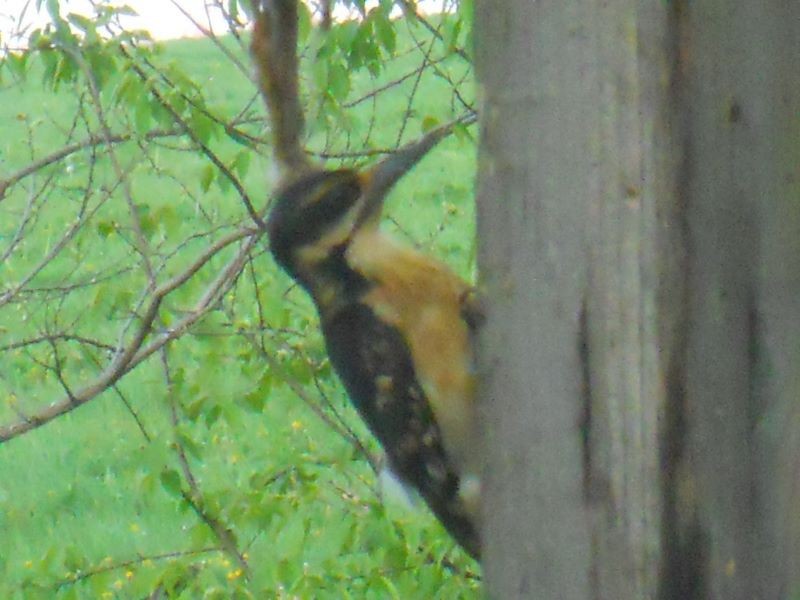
[475, 1, 799, 599]
[677, 2, 800, 598]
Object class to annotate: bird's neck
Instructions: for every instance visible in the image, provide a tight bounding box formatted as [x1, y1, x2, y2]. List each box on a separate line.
[294, 242, 371, 315]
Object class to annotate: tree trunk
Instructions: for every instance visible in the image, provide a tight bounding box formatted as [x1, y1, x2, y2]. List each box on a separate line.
[474, 1, 799, 599]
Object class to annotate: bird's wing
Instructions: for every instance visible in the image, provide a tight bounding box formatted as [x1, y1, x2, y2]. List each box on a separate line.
[322, 301, 480, 559]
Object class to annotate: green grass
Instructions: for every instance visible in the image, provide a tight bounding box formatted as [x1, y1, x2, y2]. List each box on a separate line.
[0, 18, 478, 598]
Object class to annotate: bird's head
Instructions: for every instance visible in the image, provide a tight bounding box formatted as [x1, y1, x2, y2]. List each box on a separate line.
[267, 146, 424, 279]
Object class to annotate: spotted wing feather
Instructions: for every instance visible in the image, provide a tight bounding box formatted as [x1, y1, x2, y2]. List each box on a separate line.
[322, 301, 480, 559]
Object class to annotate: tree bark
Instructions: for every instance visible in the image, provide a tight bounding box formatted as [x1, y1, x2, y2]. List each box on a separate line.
[474, 1, 799, 599]
[676, 2, 800, 598]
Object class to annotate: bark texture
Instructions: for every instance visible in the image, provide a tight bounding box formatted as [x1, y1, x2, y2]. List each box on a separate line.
[474, 1, 799, 598]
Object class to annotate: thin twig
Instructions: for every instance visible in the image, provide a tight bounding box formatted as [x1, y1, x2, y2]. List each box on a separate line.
[399, 0, 471, 63]
[0, 227, 254, 444]
[168, 0, 251, 77]
[0, 165, 125, 308]
[232, 320, 381, 476]
[0, 128, 182, 203]
[120, 46, 265, 229]
[55, 547, 222, 589]
[0, 333, 117, 353]
[161, 347, 250, 576]
[342, 55, 450, 109]
[66, 46, 156, 283]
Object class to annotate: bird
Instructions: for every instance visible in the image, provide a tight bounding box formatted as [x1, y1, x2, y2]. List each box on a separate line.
[266, 142, 482, 559]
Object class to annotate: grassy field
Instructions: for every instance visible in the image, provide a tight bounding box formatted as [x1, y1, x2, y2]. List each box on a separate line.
[0, 18, 479, 599]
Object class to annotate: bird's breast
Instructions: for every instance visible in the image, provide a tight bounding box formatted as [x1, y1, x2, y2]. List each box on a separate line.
[345, 230, 478, 476]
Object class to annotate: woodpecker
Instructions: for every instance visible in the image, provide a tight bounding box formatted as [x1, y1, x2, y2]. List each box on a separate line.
[267, 145, 481, 560]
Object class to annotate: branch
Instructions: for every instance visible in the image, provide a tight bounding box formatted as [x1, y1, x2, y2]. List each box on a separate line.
[310, 110, 477, 162]
[67, 47, 157, 284]
[161, 348, 250, 577]
[399, 0, 471, 63]
[55, 547, 222, 589]
[168, 0, 251, 77]
[233, 318, 381, 476]
[0, 128, 182, 204]
[0, 228, 254, 444]
[0, 166, 123, 308]
[341, 54, 450, 109]
[394, 31, 437, 147]
[249, 0, 313, 180]
[0, 333, 117, 353]
[119, 47, 266, 230]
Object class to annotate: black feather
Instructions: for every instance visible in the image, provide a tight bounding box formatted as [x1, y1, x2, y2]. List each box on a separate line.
[322, 301, 480, 559]
[267, 169, 360, 274]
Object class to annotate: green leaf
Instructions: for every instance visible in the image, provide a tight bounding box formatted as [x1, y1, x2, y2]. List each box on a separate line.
[60, 588, 79, 600]
[215, 170, 232, 193]
[38, 544, 64, 577]
[452, 122, 474, 144]
[221, 403, 243, 429]
[460, 0, 474, 16]
[276, 512, 306, 560]
[5, 52, 28, 80]
[115, 70, 138, 104]
[96, 220, 116, 238]
[242, 375, 269, 413]
[160, 469, 183, 497]
[327, 61, 350, 100]
[204, 404, 222, 427]
[227, 128, 255, 148]
[232, 149, 251, 180]
[133, 94, 153, 133]
[374, 14, 396, 54]
[45, 0, 61, 22]
[177, 430, 203, 460]
[200, 164, 215, 192]
[188, 521, 214, 547]
[66, 13, 95, 34]
[63, 545, 86, 572]
[152, 204, 179, 235]
[86, 48, 116, 87]
[191, 110, 216, 146]
[378, 576, 402, 600]
[311, 514, 351, 561]
[443, 19, 463, 52]
[53, 54, 78, 86]
[421, 115, 440, 133]
[113, 4, 139, 17]
[159, 560, 190, 595]
[136, 203, 157, 238]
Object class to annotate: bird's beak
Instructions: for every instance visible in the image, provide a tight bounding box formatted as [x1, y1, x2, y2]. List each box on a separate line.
[357, 126, 449, 223]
